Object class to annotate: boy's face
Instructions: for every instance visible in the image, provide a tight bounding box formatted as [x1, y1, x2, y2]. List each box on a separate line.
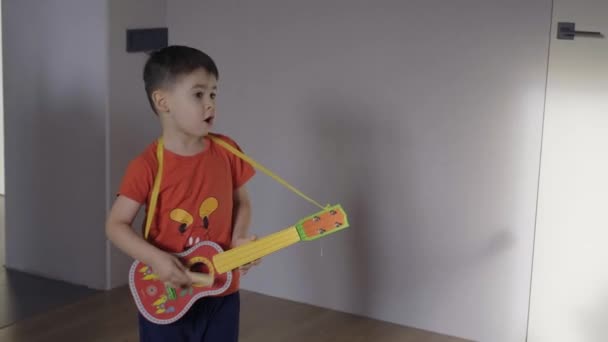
[162, 68, 218, 137]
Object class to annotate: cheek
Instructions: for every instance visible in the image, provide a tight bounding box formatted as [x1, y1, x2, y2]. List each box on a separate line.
[171, 94, 196, 110]
[173, 101, 199, 118]
[174, 109, 204, 131]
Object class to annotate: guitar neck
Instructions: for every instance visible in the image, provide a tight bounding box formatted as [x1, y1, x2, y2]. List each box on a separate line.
[212, 226, 301, 274]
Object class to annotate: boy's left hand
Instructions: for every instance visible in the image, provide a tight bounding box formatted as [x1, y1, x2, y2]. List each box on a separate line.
[232, 235, 262, 275]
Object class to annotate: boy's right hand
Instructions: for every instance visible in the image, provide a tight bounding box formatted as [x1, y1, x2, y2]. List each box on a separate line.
[148, 251, 192, 289]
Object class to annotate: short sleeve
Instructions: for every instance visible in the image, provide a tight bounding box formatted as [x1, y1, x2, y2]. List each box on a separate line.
[117, 157, 154, 204]
[216, 135, 256, 189]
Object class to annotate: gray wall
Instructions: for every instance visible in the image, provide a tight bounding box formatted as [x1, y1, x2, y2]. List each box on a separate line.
[2, 0, 109, 289]
[1, 0, 167, 290]
[0, 8, 4, 196]
[168, 1, 552, 341]
[107, 0, 166, 288]
[1, 1, 553, 339]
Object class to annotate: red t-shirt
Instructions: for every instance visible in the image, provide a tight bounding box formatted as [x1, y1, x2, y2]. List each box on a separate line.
[118, 133, 255, 294]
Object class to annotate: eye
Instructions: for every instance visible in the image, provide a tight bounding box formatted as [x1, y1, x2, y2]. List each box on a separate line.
[210, 92, 216, 100]
[195, 92, 204, 99]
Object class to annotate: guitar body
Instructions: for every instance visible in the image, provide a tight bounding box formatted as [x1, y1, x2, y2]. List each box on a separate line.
[130, 204, 349, 324]
[128, 241, 232, 325]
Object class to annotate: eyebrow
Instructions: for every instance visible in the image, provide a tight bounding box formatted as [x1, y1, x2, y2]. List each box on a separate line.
[192, 84, 217, 90]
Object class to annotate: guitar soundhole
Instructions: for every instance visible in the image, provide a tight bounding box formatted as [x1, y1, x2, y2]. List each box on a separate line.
[190, 262, 210, 274]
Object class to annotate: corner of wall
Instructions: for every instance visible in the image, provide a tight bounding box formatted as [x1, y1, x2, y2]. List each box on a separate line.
[104, 0, 113, 291]
[105, 0, 169, 290]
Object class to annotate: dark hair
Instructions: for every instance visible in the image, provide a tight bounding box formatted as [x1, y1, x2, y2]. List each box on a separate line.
[143, 45, 219, 114]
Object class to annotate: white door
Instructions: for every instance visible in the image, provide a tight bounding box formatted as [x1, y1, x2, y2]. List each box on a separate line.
[527, 0, 608, 341]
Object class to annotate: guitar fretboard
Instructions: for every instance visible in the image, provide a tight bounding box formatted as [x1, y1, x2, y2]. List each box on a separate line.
[213, 226, 301, 274]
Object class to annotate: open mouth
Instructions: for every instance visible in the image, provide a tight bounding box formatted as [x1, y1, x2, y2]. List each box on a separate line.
[204, 117, 214, 124]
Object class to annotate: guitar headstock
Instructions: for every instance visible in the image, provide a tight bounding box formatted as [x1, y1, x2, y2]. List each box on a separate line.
[295, 204, 349, 241]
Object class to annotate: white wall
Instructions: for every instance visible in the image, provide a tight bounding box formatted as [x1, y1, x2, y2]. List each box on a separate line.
[168, 1, 552, 341]
[2, 0, 109, 289]
[527, 1, 608, 341]
[107, 0, 166, 289]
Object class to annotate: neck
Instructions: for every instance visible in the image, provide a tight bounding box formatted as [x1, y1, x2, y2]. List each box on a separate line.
[162, 131, 207, 156]
[212, 226, 302, 274]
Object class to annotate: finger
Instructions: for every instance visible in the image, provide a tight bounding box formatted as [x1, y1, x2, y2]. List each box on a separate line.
[173, 278, 190, 289]
[173, 258, 187, 271]
[243, 259, 259, 267]
[172, 270, 191, 286]
[179, 271, 192, 286]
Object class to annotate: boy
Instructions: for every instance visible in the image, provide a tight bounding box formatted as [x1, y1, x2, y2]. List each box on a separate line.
[105, 45, 258, 341]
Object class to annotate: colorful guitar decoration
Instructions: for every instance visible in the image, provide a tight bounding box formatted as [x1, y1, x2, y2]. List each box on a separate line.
[129, 134, 350, 324]
[130, 204, 349, 324]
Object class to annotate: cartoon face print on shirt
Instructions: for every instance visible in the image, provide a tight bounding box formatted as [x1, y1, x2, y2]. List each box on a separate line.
[169, 197, 218, 250]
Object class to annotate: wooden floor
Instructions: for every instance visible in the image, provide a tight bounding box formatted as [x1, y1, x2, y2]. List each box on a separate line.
[0, 268, 98, 329]
[0, 285, 469, 342]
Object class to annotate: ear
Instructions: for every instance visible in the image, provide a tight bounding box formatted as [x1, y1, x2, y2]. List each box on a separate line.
[151, 89, 170, 114]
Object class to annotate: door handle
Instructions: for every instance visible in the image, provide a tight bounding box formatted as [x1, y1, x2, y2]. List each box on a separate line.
[557, 22, 604, 40]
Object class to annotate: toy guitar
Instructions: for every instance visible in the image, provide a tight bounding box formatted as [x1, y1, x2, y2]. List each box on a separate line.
[130, 204, 349, 324]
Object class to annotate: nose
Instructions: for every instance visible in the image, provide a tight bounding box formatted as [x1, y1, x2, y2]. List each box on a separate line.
[204, 101, 215, 114]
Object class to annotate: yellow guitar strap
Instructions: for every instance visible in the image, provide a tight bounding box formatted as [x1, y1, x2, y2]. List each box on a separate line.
[143, 135, 326, 239]
[143, 138, 165, 240]
[208, 135, 327, 210]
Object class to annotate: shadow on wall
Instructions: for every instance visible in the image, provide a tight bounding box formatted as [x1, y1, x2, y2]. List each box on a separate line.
[297, 92, 517, 318]
[301, 93, 412, 314]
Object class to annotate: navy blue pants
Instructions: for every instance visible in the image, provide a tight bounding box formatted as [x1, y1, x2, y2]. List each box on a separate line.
[138, 292, 240, 342]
